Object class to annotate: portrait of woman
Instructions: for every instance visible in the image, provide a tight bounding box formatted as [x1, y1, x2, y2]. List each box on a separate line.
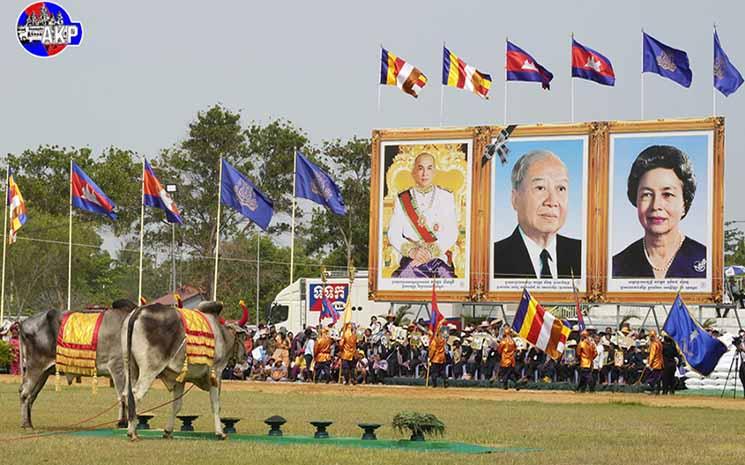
[612, 145, 706, 279]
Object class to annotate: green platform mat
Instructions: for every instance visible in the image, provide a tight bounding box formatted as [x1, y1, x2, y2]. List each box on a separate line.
[73, 429, 539, 455]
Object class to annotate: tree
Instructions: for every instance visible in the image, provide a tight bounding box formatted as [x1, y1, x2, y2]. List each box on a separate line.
[244, 119, 314, 234]
[305, 137, 371, 269]
[725, 221, 745, 266]
[159, 105, 255, 297]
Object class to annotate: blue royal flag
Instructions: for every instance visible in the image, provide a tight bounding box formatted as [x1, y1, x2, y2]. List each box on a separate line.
[642, 32, 693, 88]
[295, 151, 347, 216]
[220, 159, 274, 231]
[662, 295, 727, 376]
[714, 30, 744, 97]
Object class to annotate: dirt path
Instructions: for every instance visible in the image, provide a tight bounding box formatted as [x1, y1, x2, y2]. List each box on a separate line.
[3, 374, 743, 411]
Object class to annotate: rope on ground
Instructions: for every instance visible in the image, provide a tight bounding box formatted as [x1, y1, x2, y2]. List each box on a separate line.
[0, 383, 196, 443]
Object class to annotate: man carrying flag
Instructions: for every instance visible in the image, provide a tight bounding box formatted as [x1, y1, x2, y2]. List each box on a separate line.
[143, 159, 182, 224]
[571, 38, 615, 86]
[339, 317, 357, 385]
[427, 281, 448, 388]
[497, 326, 519, 390]
[662, 294, 727, 376]
[7, 168, 27, 244]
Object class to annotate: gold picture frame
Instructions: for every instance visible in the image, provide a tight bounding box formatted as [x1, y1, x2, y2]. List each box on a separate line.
[479, 122, 600, 304]
[368, 127, 483, 302]
[600, 117, 724, 304]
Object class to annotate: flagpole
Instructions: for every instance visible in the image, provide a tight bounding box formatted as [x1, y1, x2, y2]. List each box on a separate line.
[378, 43, 383, 114]
[640, 28, 645, 120]
[289, 148, 297, 285]
[440, 41, 446, 127]
[570, 33, 575, 123]
[504, 36, 508, 125]
[713, 24, 717, 117]
[212, 157, 224, 301]
[67, 159, 73, 312]
[137, 159, 145, 304]
[0, 165, 9, 323]
[256, 232, 260, 324]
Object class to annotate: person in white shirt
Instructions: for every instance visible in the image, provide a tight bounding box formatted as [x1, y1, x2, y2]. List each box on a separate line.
[387, 152, 458, 278]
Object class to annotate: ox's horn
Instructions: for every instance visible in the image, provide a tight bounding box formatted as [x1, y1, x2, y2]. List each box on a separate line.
[236, 300, 249, 327]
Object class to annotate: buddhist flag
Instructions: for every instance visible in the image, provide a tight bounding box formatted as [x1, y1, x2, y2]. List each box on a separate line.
[511, 289, 571, 360]
[380, 48, 427, 98]
[442, 46, 492, 98]
[7, 169, 27, 244]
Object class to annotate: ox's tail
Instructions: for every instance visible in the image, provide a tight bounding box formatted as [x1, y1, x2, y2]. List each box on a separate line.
[126, 306, 145, 422]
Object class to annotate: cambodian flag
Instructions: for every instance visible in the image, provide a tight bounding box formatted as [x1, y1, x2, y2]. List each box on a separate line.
[506, 41, 554, 90]
[143, 159, 182, 224]
[319, 296, 339, 325]
[429, 281, 444, 334]
[571, 39, 615, 86]
[71, 162, 116, 220]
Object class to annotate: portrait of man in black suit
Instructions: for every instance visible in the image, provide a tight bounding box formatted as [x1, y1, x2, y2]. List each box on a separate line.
[493, 150, 582, 279]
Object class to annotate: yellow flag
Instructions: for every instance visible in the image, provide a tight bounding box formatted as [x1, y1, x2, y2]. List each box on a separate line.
[342, 292, 353, 326]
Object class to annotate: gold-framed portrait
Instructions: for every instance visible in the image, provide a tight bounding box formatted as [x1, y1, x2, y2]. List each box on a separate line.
[599, 118, 724, 303]
[368, 128, 480, 302]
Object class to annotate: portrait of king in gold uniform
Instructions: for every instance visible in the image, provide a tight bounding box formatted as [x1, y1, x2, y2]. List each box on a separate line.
[382, 144, 469, 280]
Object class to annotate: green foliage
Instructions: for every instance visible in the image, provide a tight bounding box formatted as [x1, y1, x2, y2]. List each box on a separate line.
[245, 119, 312, 234]
[305, 137, 371, 268]
[725, 221, 745, 266]
[0, 340, 10, 367]
[3, 104, 368, 321]
[391, 412, 446, 439]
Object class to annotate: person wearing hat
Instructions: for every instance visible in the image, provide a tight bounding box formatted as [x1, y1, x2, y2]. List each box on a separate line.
[272, 327, 291, 369]
[576, 330, 597, 392]
[497, 326, 519, 389]
[428, 325, 449, 388]
[313, 327, 333, 383]
[646, 330, 664, 394]
[339, 322, 358, 385]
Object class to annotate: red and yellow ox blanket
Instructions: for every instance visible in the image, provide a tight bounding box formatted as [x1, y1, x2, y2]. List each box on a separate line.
[55, 312, 104, 377]
[177, 308, 215, 367]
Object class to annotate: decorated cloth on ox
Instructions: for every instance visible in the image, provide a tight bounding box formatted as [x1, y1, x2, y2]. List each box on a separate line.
[55, 311, 105, 377]
[177, 308, 216, 367]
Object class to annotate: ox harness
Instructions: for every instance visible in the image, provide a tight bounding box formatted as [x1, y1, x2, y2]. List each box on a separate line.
[175, 308, 217, 385]
[55, 311, 106, 392]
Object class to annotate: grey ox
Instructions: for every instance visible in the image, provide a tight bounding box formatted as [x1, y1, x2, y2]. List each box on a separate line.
[18, 299, 137, 429]
[123, 301, 247, 440]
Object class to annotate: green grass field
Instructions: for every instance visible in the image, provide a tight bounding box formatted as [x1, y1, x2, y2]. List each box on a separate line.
[1, 376, 743, 464]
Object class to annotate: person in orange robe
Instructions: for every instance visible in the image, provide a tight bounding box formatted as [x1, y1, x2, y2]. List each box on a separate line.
[340, 323, 358, 385]
[646, 330, 664, 394]
[314, 328, 333, 383]
[576, 330, 597, 393]
[428, 326, 448, 388]
[497, 326, 518, 390]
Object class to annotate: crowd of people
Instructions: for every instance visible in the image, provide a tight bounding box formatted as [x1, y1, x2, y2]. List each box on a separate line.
[226, 313, 735, 394]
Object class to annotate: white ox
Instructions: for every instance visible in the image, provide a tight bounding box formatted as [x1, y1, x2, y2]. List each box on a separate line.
[123, 301, 247, 440]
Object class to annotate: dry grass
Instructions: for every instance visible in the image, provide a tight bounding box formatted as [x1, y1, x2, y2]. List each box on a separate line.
[0, 375, 743, 464]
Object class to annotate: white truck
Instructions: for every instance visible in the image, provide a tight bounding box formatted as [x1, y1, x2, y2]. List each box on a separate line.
[268, 273, 461, 334]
